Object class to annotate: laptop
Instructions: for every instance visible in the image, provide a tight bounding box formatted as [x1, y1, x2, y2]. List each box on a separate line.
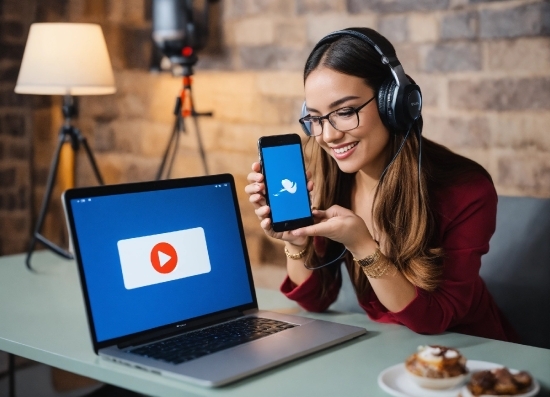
[62, 173, 366, 387]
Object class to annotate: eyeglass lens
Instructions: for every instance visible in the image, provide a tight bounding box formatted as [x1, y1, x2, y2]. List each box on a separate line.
[307, 108, 359, 136]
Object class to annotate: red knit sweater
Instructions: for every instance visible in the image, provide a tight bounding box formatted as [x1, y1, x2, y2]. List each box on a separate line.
[281, 174, 519, 342]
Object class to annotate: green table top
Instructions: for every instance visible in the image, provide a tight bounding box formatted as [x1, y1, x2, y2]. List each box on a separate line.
[0, 251, 548, 397]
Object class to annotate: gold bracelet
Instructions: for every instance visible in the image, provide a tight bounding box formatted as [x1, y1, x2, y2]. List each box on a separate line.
[353, 249, 395, 278]
[284, 246, 306, 260]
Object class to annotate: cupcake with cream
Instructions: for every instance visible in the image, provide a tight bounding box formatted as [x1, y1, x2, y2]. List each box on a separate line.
[405, 345, 468, 389]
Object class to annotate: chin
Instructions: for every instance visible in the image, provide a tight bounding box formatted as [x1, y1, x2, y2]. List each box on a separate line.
[333, 159, 363, 174]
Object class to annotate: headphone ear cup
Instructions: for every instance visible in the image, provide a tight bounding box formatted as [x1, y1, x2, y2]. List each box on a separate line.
[401, 83, 422, 125]
[377, 78, 398, 133]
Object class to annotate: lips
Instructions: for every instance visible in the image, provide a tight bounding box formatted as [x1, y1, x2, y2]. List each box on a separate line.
[331, 142, 358, 159]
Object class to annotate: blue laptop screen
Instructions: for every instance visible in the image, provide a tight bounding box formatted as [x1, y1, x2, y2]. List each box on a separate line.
[70, 183, 254, 343]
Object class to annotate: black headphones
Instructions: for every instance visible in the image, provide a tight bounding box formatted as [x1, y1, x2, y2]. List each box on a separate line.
[300, 28, 422, 135]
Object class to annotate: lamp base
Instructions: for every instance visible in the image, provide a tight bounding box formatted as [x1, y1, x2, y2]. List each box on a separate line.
[26, 121, 104, 271]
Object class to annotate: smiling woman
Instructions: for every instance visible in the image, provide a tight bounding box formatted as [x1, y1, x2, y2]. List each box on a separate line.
[304, 71, 389, 174]
[244, 27, 519, 343]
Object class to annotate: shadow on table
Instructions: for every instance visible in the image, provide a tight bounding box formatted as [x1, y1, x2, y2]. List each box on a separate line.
[537, 385, 550, 397]
[82, 384, 146, 396]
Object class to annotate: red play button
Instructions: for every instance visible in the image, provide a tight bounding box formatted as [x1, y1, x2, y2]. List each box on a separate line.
[150, 242, 178, 274]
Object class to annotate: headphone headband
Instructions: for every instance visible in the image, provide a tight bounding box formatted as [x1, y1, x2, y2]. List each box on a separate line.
[301, 28, 422, 135]
[313, 29, 410, 89]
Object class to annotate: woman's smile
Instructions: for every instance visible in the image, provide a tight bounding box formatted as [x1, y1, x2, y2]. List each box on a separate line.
[331, 141, 359, 159]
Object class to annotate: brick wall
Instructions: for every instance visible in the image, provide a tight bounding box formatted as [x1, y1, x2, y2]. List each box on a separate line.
[1, 0, 549, 265]
[0, 0, 33, 255]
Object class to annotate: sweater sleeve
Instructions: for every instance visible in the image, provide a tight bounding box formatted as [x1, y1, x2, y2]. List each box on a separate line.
[280, 269, 342, 312]
[384, 176, 498, 334]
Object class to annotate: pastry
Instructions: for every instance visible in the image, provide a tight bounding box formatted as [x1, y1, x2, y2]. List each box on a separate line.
[467, 367, 533, 396]
[405, 345, 468, 378]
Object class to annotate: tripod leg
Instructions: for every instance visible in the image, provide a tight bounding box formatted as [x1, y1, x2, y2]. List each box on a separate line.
[74, 130, 104, 185]
[26, 130, 67, 270]
[191, 115, 209, 175]
[165, 118, 182, 179]
[156, 115, 181, 180]
[185, 84, 209, 175]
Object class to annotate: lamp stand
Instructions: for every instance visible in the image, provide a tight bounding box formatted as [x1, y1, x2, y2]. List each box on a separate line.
[25, 95, 104, 271]
[156, 65, 211, 180]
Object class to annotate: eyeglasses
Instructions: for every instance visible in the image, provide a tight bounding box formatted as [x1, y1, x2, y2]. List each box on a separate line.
[299, 96, 376, 137]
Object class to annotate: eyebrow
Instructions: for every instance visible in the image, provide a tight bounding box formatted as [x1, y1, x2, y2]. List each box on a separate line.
[306, 95, 362, 113]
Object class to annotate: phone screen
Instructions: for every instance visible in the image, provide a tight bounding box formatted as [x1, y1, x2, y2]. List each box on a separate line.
[261, 143, 311, 225]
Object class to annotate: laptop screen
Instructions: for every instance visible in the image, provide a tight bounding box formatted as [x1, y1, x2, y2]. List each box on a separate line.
[68, 177, 255, 344]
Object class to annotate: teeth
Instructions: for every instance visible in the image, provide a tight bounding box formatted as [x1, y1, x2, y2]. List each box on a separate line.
[333, 142, 358, 154]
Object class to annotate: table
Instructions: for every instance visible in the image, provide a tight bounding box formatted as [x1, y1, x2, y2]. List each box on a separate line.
[1, 251, 549, 397]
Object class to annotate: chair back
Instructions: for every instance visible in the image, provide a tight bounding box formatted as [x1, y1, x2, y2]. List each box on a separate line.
[480, 195, 550, 349]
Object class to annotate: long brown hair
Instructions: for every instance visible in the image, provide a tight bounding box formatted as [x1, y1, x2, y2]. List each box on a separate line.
[301, 28, 492, 297]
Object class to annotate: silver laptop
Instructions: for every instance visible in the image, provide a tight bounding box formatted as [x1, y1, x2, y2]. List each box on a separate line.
[62, 173, 366, 387]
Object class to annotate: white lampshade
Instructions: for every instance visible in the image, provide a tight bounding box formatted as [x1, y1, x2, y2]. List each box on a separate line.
[15, 23, 116, 96]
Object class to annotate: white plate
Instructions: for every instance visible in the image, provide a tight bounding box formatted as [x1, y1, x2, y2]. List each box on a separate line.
[377, 360, 540, 397]
[377, 363, 465, 397]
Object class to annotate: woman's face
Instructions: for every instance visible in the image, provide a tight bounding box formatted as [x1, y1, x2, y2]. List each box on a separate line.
[304, 66, 390, 176]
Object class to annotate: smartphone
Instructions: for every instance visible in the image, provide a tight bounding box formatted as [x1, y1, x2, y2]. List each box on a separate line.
[258, 133, 313, 232]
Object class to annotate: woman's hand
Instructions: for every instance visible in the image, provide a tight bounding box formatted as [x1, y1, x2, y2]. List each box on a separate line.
[292, 205, 377, 258]
[244, 162, 314, 247]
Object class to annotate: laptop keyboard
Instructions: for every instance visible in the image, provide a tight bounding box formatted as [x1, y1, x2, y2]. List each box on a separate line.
[129, 317, 296, 365]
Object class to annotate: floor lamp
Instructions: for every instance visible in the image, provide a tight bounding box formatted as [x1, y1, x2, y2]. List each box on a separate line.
[15, 23, 116, 271]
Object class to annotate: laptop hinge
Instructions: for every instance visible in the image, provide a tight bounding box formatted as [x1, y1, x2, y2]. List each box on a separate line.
[117, 310, 243, 349]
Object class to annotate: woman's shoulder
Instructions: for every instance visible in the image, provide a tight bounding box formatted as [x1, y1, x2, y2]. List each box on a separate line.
[423, 137, 497, 208]
[431, 171, 497, 222]
[437, 171, 495, 198]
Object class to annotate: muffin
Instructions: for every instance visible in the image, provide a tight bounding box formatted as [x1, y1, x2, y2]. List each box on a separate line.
[405, 345, 468, 389]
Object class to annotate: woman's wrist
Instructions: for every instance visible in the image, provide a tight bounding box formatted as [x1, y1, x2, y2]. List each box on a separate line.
[285, 239, 307, 250]
[284, 245, 306, 260]
[285, 240, 306, 252]
[284, 240, 312, 285]
[284, 240, 307, 260]
[348, 239, 379, 261]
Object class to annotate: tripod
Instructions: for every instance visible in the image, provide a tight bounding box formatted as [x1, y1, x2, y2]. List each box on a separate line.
[156, 64, 212, 180]
[25, 95, 104, 271]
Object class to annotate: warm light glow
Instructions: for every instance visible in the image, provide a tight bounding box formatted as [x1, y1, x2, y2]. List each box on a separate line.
[15, 23, 116, 96]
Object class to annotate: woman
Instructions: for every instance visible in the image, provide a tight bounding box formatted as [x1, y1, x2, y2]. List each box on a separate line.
[245, 27, 518, 342]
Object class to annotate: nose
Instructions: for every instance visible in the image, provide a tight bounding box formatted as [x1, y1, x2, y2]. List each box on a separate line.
[320, 119, 344, 143]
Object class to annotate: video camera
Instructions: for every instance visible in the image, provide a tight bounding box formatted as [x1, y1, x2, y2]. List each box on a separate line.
[152, 0, 214, 69]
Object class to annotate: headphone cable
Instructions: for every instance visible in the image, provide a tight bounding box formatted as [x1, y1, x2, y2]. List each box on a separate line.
[417, 123, 423, 192]
[379, 125, 412, 180]
[303, 246, 348, 270]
